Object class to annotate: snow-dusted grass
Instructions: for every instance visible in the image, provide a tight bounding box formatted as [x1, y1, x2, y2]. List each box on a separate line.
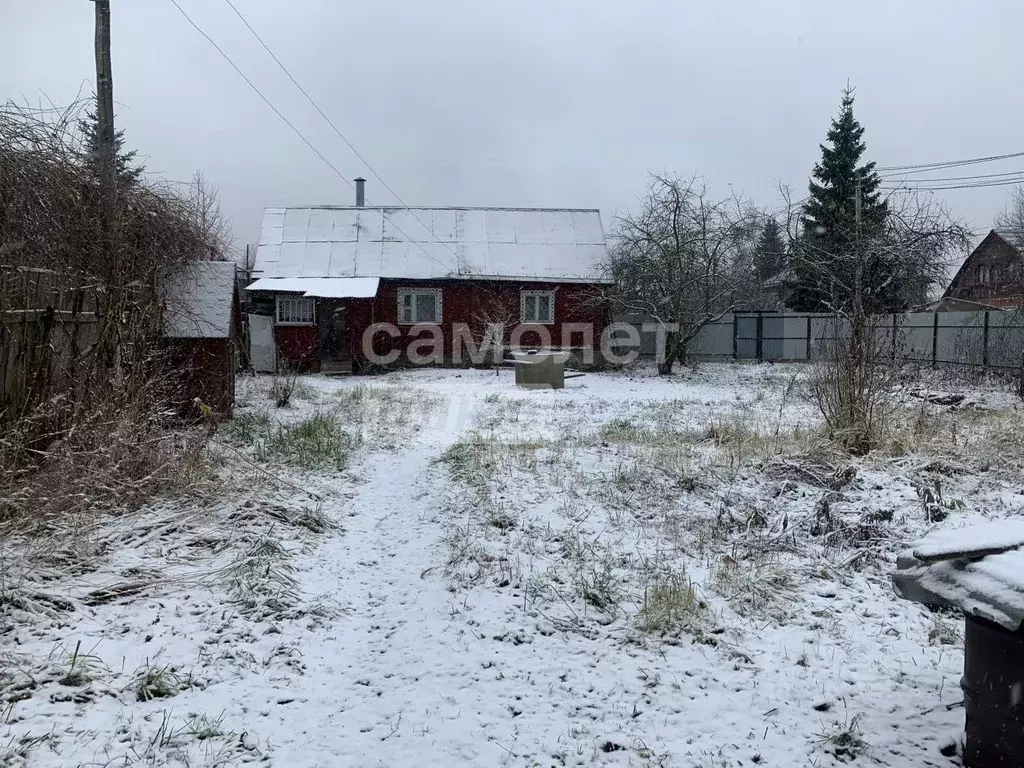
[1, 364, 1021, 766]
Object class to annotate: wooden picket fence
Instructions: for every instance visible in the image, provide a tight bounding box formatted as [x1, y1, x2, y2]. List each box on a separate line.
[0, 265, 102, 425]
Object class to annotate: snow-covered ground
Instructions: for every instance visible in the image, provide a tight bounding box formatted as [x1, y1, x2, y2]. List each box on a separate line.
[3, 363, 1023, 767]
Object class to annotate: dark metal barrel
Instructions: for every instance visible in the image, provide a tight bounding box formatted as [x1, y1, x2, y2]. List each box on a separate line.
[962, 615, 1024, 766]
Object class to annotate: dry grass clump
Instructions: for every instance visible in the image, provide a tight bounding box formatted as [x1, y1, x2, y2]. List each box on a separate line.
[634, 568, 710, 638]
[335, 384, 441, 447]
[708, 554, 800, 621]
[54, 641, 106, 687]
[815, 714, 869, 762]
[440, 434, 546, 487]
[0, 374, 211, 533]
[134, 663, 191, 702]
[229, 411, 358, 471]
[599, 418, 702, 448]
[222, 536, 298, 618]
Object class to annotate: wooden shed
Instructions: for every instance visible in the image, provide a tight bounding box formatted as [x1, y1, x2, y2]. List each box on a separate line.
[161, 261, 241, 418]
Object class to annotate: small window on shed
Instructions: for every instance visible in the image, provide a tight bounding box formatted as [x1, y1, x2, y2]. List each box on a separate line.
[521, 290, 555, 324]
[276, 295, 315, 325]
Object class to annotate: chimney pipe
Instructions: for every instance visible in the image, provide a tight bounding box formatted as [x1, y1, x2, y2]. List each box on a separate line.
[355, 177, 366, 207]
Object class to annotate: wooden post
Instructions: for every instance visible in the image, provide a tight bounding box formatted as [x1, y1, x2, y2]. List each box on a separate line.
[93, 0, 116, 208]
[932, 312, 939, 369]
[1018, 350, 1024, 402]
[982, 311, 990, 369]
[805, 315, 812, 361]
[755, 312, 764, 362]
[92, 0, 119, 379]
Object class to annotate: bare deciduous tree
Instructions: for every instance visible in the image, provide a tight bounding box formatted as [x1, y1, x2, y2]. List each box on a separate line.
[996, 184, 1024, 250]
[606, 174, 759, 374]
[805, 190, 969, 453]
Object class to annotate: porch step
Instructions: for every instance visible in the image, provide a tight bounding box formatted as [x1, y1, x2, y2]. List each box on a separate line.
[321, 359, 353, 375]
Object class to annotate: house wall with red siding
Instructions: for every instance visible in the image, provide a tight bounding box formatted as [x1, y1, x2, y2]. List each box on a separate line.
[258, 281, 609, 369]
[274, 325, 318, 368]
[360, 280, 608, 364]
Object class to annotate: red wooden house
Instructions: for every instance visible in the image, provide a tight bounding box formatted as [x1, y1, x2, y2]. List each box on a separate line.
[245, 183, 612, 372]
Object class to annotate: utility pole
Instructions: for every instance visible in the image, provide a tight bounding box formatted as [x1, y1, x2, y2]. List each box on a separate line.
[851, 175, 865, 349]
[92, 0, 116, 203]
[92, 0, 119, 373]
[854, 177, 862, 234]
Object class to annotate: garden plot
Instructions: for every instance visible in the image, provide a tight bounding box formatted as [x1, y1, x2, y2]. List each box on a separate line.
[425, 364, 1024, 767]
[2, 364, 1022, 767]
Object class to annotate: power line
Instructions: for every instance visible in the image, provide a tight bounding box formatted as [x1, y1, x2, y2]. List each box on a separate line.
[221, 2, 404, 209]
[882, 179, 1024, 192]
[881, 176, 1024, 192]
[167, 0, 461, 277]
[880, 169, 1024, 184]
[166, 0, 354, 193]
[219, 0, 463, 274]
[877, 151, 1024, 174]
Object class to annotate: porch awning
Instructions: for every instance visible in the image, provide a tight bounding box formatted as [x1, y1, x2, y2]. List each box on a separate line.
[245, 277, 380, 298]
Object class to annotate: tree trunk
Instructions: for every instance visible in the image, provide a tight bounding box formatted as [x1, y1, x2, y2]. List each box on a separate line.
[658, 331, 679, 375]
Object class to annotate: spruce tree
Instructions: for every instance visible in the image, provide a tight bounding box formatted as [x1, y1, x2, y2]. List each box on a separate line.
[789, 88, 892, 312]
[753, 217, 786, 282]
[78, 103, 145, 187]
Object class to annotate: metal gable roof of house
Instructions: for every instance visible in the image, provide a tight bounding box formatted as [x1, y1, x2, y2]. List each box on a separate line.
[161, 261, 237, 339]
[253, 206, 612, 284]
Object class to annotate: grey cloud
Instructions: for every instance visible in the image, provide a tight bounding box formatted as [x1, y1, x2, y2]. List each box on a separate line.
[3, 0, 1023, 249]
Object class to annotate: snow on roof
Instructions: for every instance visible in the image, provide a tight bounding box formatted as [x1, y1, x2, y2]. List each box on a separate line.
[245, 276, 380, 298]
[161, 261, 236, 339]
[993, 228, 1024, 251]
[254, 206, 612, 284]
[893, 521, 1024, 631]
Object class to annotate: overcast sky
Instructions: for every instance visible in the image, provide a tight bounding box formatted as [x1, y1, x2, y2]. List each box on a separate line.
[4, 0, 1023, 254]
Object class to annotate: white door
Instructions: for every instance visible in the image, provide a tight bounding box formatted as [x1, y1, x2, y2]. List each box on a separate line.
[248, 314, 276, 373]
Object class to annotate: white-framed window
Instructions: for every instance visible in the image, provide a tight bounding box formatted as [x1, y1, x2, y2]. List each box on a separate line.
[521, 290, 555, 324]
[397, 288, 442, 324]
[276, 295, 315, 325]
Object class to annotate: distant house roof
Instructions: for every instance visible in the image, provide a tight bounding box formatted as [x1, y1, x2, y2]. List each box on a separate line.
[762, 268, 795, 289]
[253, 206, 612, 284]
[161, 261, 237, 339]
[915, 296, 1003, 312]
[942, 229, 1021, 299]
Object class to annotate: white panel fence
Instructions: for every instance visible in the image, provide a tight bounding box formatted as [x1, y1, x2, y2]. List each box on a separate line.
[614, 311, 1024, 371]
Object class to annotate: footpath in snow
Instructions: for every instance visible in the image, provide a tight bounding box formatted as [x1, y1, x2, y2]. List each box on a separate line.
[5, 365, 1017, 767]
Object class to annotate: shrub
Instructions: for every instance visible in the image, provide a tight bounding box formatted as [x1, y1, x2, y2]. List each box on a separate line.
[270, 366, 300, 408]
